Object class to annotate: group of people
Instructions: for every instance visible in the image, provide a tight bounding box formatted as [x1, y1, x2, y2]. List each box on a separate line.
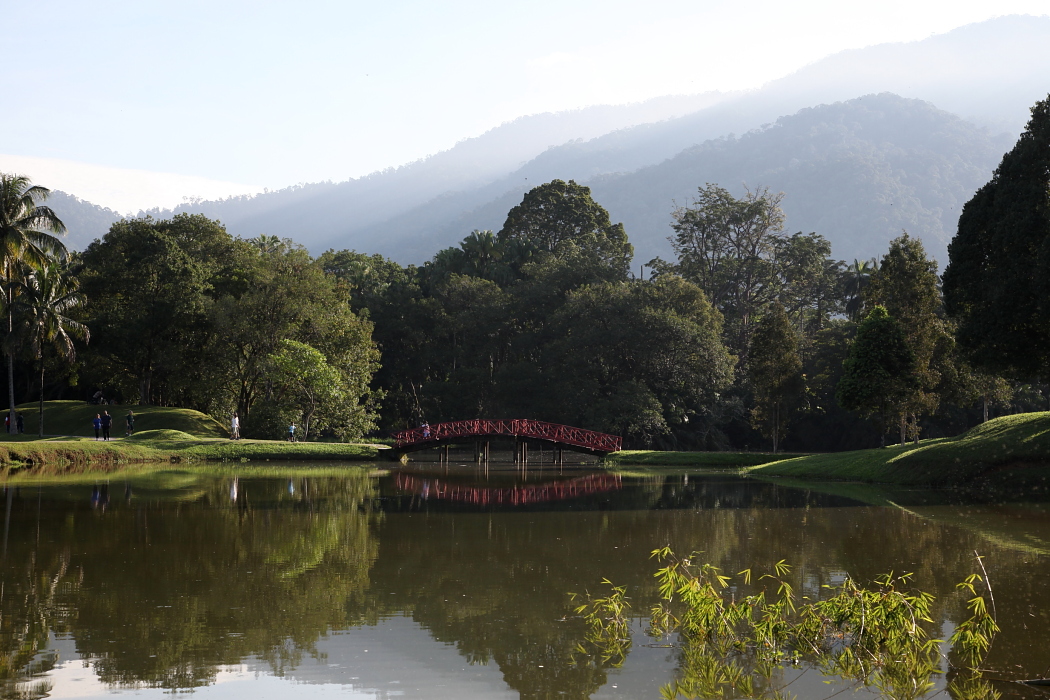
[92, 410, 135, 440]
[4, 413, 24, 433]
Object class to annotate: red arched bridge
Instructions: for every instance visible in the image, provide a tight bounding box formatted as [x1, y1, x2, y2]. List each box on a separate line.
[392, 419, 622, 456]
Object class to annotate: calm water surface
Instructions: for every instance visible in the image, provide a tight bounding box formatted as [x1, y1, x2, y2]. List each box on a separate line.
[3, 463, 1050, 699]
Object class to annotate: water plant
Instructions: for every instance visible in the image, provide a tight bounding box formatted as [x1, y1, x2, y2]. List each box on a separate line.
[571, 548, 1001, 700]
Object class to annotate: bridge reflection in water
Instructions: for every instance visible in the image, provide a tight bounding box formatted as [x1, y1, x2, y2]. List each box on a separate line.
[394, 472, 623, 507]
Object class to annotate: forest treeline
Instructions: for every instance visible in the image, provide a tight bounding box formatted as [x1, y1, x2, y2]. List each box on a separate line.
[3, 95, 1048, 449]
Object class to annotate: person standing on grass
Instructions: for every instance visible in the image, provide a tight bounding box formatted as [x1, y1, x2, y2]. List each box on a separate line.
[125, 410, 135, 436]
[231, 412, 240, 440]
[16, 413, 23, 433]
[287, 422, 296, 442]
[93, 414, 102, 440]
[101, 411, 112, 441]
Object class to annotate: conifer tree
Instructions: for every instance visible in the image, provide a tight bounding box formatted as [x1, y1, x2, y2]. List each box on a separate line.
[943, 94, 1050, 379]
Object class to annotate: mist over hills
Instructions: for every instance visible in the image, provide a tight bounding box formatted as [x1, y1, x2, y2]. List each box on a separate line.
[43, 14, 1050, 266]
[366, 95, 1011, 267]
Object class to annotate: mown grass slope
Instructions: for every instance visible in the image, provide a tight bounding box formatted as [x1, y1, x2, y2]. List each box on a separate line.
[0, 402, 382, 473]
[751, 412, 1050, 487]
[4, 401, 227, 438]
[0, 437, 380, 475]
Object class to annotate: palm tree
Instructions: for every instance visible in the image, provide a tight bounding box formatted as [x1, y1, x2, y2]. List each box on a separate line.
[0, 173, 68, 432]
[252, 234, 283, 254]
[843, 258, 878, 322]
[16, 262, 88, 437]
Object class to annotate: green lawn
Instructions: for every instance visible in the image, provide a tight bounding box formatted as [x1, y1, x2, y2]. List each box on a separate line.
[0, 401, 384, 473]
[750, 411, 1050, 487]
[4, 400, 227, 438]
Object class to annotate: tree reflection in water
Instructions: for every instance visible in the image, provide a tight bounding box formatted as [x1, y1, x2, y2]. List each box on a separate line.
[1, 470, 1050, 699]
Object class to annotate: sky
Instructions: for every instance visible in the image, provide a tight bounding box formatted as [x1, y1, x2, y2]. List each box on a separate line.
[2, 0, 1049, 212]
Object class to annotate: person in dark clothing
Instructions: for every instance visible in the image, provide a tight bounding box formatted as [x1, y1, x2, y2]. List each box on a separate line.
[101, 411, 112, 441]
[16, 413, 23, 433]
[93, 414, 102, 440]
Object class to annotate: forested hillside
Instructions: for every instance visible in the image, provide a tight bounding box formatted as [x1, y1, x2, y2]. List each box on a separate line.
[359, 95, 1011, 265]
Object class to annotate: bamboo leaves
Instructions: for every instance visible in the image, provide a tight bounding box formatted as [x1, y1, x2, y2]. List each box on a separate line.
[572, 548, 1002, 700]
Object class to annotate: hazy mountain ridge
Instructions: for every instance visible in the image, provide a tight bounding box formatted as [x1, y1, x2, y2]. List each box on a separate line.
[591, 94, 1014, 266]
[45, 191, 123, 251]
[42, 15, 1050, 265]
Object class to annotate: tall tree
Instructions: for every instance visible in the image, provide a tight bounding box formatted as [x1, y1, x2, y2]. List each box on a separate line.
[0, 174, 67, 432]
[943, 94, 1050, 379]
[659, 183, 786, 357]
[836, 306, 917, 448]
[79, 214, 241, 405]
[864, 232, 947, 443]
[773, 232, 843, 340]
[843, 258, 878, 322]
[498, 179, 633, 279]
[16, 262, 89, 436]
[539, 275, 735, 447]
[747, 303, 804, 453]
[266, 339, 343, 441]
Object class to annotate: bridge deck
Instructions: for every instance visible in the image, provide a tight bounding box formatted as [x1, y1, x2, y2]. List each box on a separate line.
[392, 419, 622, 454]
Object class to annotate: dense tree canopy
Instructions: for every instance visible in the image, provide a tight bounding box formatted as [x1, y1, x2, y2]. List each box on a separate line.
[943, 93, 1050, 379]
[2, 170, 1042, 450]
[836, 306, 917, 446]
[747, 303, 803, 452]
[77, 218, 380, 439]
[498, 179, 633, 278]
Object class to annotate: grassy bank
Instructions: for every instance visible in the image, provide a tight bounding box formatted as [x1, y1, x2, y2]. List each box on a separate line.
[0, 436, 381, 475]
[606, 450, 790, 468]
[0, 402, 382, 473]
[750, 411, 1050, 487]
[5, 400, 228, 438]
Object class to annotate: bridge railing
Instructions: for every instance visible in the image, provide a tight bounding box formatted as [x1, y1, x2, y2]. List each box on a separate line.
[392, 418, 622, 453]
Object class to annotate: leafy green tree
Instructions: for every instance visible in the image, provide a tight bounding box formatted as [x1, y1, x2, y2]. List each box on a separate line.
[539, 275, 735, 446]
[836, 306, 917, 447]
[864, 232, 947, 442]
[943, 94, 1050, 379]
[747, 303, 804, 452]
[265, 340, 342, 440]
[498, 179, 633, 278]
[0, 173, 67, 431]
[773, 232, 843, 339]
[210, 242, 380, 436]
[79, 214, 243, 405]
[658, 183, 787, 356]
[16, 262, 89, 436]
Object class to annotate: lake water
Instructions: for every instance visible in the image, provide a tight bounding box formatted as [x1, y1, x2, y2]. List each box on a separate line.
[3, 463, 1050, 699]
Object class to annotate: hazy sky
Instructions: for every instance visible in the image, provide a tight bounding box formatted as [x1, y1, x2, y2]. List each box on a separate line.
[2, 0, 1048, 209]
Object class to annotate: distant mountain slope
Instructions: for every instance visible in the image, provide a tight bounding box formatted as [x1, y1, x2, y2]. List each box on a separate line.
[593, 94, 1013, 266]
[342, 95, 1011, 267]
[206, 15, 1050, 261]
[45, 192, 122, 250]
[138, 93, 731, 233]
[43, 14, 1050, 261]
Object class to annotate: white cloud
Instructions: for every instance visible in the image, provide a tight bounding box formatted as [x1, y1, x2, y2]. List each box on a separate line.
[0, 154, 261, 214]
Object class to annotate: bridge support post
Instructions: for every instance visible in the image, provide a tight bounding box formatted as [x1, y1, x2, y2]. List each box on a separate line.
[484, 441, 490, 463]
